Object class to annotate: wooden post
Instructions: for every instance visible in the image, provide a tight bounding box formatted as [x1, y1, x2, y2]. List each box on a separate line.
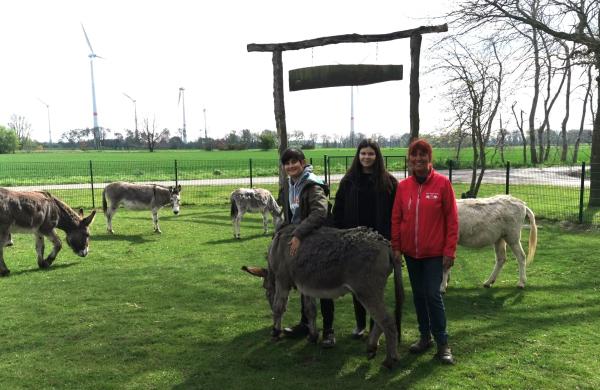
[409, 33, 422, 143]
[273, 50, 288, 191]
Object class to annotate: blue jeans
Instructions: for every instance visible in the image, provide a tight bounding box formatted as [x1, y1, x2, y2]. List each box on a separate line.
[405, 255, 448, 345]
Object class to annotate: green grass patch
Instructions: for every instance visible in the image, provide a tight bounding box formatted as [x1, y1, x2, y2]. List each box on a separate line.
[1, 206, 599, 388]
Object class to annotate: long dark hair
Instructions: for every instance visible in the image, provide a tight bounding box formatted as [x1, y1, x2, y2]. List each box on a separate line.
[346, 139, 394, 193]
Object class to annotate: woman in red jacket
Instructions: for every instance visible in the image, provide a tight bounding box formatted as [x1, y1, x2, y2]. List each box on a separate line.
[391, 138, 458, 365]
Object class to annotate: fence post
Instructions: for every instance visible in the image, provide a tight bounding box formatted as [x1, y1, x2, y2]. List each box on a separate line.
[249, 158, 253, 188]
[89, 160, 95, 209]
[505, 161, 510, 195]
[404, 156, 407, 179]
[385, 155, 389, 169]
[323, 155, 328, 184]
[448, 160, 453, 183]
[579, 161, 586, 224]
[174, 160, 179, 187]
[345, 156, 348, 171]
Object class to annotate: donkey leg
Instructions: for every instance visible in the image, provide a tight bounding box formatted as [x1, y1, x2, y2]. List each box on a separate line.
[271, 284, 290, 341]
[0, 231, 10, 275]
[106, 206, 117, 234]
[152, 208, 161, 233]
[302, 295, 319, 344]
[36, 233, 49, 268]
[509, 241, 528, 289]
[484, 239, 507, 288]
[43, 230, 62, 267]
[262, 211, 269, 234]
[360, 291, 398, 368]
[234, 212, 245, 239]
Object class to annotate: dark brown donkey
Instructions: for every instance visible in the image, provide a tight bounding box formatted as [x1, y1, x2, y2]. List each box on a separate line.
[0, 188, 96, 276]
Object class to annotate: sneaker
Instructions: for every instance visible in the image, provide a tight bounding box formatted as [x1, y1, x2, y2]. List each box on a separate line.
[351, 327, 366, 339]
[283, 323, 309, 338]
[436, 344, 455, 365]
[322, 330, 336, 348]
[408, 337, 434, 354]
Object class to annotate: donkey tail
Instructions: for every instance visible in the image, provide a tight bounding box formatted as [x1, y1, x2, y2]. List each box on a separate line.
[525, 206, 537, 265]
[391, 250, 404, 344]
[102, 189, 108, 213]
[230, 197, 238, 219]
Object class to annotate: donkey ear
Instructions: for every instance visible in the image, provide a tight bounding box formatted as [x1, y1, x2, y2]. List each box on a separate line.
[78, 208, 84, 217]
[241, 265, 268, 278]
[82, 210, 97, 226]
[176, 184, 182, 192]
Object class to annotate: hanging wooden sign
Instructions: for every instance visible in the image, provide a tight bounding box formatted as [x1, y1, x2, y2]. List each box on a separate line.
[289, 64, 403, 91]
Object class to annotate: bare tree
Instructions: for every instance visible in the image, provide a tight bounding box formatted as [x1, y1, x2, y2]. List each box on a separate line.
[438, 37, 505, 197]
[560, 42, 575, 161]
[451, 0, 600, 205]
[511, 102, 528, 163]
[8, 114, 31, 149]
[141, 118, 169, 152]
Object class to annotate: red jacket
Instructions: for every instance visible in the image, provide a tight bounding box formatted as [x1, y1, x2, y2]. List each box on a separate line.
[391, 169, 458, 259]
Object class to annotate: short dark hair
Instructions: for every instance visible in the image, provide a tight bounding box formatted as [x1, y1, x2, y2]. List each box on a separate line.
[280, 147, 306, 164]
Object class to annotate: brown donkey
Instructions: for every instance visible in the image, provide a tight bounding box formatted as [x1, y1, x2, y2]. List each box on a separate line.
[0, 188, 96, 276]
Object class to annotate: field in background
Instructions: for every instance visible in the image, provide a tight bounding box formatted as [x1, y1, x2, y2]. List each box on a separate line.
[1, 206, 598, 389]
[0, 144, 592, 167]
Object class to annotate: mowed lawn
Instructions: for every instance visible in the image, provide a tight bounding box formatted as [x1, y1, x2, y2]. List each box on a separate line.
[1, 205, 599, 389]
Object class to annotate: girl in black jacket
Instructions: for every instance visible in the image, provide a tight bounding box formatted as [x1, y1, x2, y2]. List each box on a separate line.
[332, 139, 398, 338]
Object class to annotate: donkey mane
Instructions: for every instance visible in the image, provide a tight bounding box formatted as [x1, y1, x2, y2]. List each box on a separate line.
[44, 192, 81, 231]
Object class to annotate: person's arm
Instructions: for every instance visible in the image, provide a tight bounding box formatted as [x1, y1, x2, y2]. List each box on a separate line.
[293, 185, 328, 240]
[390, 181, 403, 254]
[332, 180, 347, 228]
[442, 179, 459, 269]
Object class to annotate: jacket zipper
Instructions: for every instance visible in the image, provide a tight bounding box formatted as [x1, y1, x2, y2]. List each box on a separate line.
[415, 185, 422, 258]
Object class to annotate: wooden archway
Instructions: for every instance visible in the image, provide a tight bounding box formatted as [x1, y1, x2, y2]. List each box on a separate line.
[247, 24, 448, 186]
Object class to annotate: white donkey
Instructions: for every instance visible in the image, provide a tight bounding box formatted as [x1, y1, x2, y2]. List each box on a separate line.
[230, 188, 282, 239]
[102, 182, 182, 234]
[441, 195, 538, 292]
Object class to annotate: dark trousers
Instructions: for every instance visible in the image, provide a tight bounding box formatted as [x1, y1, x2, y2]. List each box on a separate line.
[405, 255, 448, 345]
[299, 295, 334, 333]
[352, 295, 374, 331]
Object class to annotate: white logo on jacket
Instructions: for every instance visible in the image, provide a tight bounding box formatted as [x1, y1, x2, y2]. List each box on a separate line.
[425, 192, 440, 200]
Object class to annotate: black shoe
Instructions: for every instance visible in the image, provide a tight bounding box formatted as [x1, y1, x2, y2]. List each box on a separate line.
[409, 337, 434, 354]
[351, 327, 366, 339]
[322, 330, 336, 348]
[283, 323, 309, 338]
[436, 344, 455, 365]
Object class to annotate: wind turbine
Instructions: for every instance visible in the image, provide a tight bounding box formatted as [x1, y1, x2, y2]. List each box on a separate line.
[350, 86, 355, 147]
[178, 87, 187, 143]
[203, 108, 207, 140]
[123, 93, 138, 139]
[81, 23, 102, 149]
[37, 98, 52, 145]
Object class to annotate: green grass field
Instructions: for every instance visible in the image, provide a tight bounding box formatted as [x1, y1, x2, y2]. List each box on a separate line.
[1, 206, 599, 389]
[0, 144, 592, 166]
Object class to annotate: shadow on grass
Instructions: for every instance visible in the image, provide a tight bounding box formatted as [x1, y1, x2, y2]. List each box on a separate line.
[92, 233, 153, 244]
[205, 233, 269, 245]
[8, 261, 80, 276]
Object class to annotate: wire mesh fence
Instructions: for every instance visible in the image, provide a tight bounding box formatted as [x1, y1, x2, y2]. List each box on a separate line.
[1, 158, 598, 226]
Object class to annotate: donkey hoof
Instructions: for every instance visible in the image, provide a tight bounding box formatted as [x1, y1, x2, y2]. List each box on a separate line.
[483, 283, 491, 288]
[517, 284, 525, 289]
[382, 357, 398, 369]
[366, 348, 377, 360]
[38, 261, 51, 269]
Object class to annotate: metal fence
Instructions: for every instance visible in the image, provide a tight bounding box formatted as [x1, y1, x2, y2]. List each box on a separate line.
[1, 158, 598, 226]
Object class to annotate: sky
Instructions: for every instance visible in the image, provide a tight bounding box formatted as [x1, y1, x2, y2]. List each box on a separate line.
[1, 0, 456, 143]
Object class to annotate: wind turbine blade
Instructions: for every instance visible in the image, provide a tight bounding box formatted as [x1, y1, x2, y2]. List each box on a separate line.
[81, 23, 95, 54]
[123, 93, 134, 102]
[178, 90, 181, 106]
[37, 97, 49, 107]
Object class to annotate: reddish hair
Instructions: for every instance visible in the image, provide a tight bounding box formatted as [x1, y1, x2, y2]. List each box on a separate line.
[408, 138, 433, 161]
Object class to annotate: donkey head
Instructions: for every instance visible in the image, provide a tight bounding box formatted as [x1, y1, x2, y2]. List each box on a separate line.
[168, 185, 182, 215]
[242, 265, 275, 310]
[65, 209, 96, 257]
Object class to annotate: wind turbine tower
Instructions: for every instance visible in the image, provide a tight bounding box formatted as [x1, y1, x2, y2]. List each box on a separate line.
[350, 86, 355, 147]
[123, 93, 138, 139]
[38, 98, 52, 145]
[203, 108, 207, 140]
[81, 24, 102, 149]
[178, 87, 187, 143]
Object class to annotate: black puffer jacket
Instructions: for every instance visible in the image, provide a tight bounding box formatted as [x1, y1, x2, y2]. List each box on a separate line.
[332, 172, 397, 239]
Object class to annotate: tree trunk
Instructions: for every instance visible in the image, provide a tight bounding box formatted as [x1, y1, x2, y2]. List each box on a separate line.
[272, 50, 288, 191]
[409, 33, 422, 143]
[589, 62, 600, 207]
[574, 66, 592, 163]
[529, 26, 540, 164]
